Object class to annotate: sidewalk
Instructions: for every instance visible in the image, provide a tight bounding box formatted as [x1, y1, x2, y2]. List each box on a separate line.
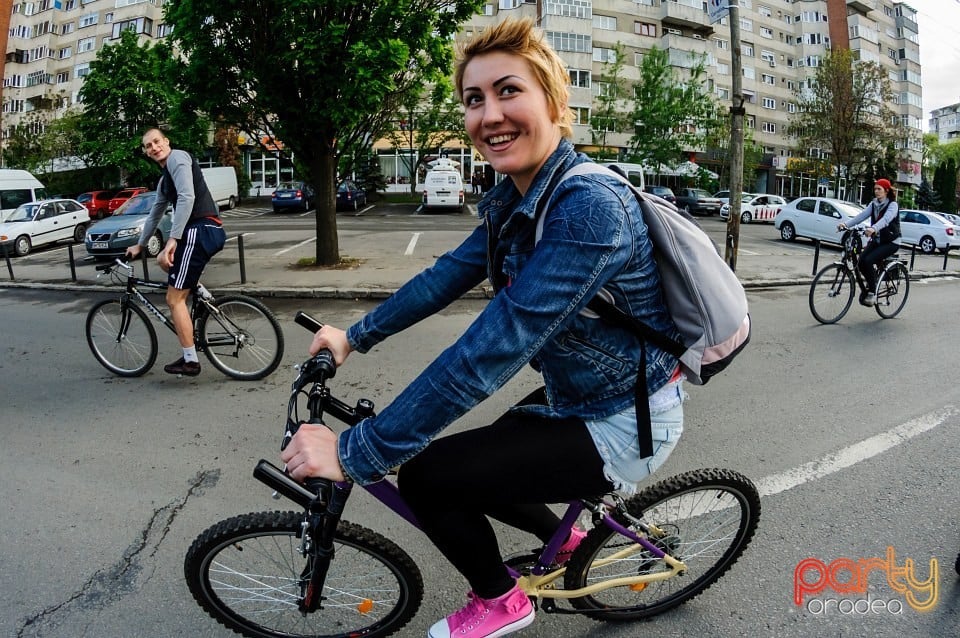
[1, 228, 958, 299]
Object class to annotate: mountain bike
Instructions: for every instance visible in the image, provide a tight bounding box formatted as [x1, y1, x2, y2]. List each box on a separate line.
[86, 259, 284, 380]
[183, 311, 761, 638]
[809, 228, 910, 324]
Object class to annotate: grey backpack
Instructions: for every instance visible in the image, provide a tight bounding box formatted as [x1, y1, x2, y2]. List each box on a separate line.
[538, 163, 751, 455]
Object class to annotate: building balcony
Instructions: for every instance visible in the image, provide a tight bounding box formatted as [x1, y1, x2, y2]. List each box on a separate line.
[846, 0, 876, 15]
[659, 0, 714, 33]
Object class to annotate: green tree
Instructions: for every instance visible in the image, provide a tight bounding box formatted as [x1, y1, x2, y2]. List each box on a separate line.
[355, 153, 387, 201]
[701, 113, 763, 191]
[915, 177, 941, 211]
[77, 29, 208, 187]
[1, 116, 45, 172]
[787, 49, 902, 199]
[590, 43, 630, 161]
[626, 47, 718, 173]
[167, 0, 482, 265]
[934, 158, 958, 214]
[383, 82, 469, 196]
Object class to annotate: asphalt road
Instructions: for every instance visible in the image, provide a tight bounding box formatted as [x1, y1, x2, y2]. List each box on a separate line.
[2, 280, 959, 638]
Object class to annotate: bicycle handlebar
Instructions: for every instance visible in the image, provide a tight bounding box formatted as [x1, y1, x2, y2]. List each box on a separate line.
[95, 258, 132, 274]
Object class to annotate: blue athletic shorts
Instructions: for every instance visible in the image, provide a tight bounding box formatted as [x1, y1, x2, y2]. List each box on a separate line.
[168, 219, 226, 290]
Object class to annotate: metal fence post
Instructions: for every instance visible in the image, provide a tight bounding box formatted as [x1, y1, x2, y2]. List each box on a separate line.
[943, 244, 951, 271]
[812, 240, 820, 276]
[1, 242, 13, 281]
[238, 233, 247, 284]
[68, 244, 78, 282]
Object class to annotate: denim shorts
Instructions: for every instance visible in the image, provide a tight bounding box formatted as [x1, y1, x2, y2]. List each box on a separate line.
[584, 380, 685, 494]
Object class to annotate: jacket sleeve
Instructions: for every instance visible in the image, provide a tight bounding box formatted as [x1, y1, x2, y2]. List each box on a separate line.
[166, 151, 197, 240]
[338, 177, 634, 483]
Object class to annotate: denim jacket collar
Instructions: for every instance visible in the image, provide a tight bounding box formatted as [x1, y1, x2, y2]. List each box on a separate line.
[479, 139, 580, 233]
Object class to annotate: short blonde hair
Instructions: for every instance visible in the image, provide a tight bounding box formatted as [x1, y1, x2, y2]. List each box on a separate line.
[454, 17, 574, 139]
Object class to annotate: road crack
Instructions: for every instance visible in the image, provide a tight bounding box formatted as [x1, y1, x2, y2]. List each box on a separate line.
[16, 469, 220, 637]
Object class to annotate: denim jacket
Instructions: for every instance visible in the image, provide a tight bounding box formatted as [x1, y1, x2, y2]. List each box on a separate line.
[339, 139, 679, 484]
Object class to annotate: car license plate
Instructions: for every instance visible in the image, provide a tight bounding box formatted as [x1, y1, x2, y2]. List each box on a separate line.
[92, 242, 109, 249]
[278, 193, 292, 198]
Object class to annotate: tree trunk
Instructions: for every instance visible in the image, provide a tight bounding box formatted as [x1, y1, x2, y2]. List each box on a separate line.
[312, 150, 340, 266]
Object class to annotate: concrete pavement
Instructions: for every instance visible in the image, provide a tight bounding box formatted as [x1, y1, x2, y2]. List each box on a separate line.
[1, 214, 958, 299]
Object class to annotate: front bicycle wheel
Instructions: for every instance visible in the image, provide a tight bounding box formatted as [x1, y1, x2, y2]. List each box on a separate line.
[564, 468, 760, 621]
[184, 511, 423, 638]
[198, 296, 284, 380]
[875, 262, 909, 319]
[86, 299, 158, 377]
[809, 264, 855, 324]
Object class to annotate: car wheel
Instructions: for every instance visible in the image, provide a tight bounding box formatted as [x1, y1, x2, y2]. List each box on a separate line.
[14, 235, 31, 256]
[146, 231, 163, 257]
[351, 199, 358, 212]
[780, 222, 796, 242]
[228, 195, 237, 209]
[740, 211, 752, 224]
[919, 235, 936, 255]
[73, 223, 87, 243]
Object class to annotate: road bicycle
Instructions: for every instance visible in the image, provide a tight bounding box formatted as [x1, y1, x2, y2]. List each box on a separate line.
[183, 311, 761, 638]
[86, 259, 284, 380]
[809, 228, 910, 324]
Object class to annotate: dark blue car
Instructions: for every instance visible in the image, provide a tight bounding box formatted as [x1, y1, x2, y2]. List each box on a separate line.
[336, 180, 367, 212]
[272, 182, 314, 213]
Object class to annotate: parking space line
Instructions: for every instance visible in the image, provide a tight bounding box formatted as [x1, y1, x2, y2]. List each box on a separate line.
[274, 237, 316, 257]
[405, 233, 421, 256]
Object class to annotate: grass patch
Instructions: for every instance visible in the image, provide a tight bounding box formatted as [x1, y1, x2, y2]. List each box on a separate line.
[290, 256, 363, 270]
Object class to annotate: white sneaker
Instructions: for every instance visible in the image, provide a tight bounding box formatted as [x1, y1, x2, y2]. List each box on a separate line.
[862, 293, 876, 306]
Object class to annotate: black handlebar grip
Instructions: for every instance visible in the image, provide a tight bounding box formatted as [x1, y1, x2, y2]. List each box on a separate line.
[295, 311, 324, 333]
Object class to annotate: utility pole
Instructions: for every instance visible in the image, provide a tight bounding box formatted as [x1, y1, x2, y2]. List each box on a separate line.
[724, 2, 745, 271]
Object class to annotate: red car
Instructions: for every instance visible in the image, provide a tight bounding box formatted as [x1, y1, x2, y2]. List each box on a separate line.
[76, 190, 115, 219]
[107, 187, 149, 215]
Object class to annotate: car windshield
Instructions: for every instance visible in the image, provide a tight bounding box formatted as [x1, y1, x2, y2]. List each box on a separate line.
[6, 203, 40, 221]
[77, 194, 92, 203]
[277, 182, 299, 190]
[741, 194, 754, 202]
[116, 194, 156, 216]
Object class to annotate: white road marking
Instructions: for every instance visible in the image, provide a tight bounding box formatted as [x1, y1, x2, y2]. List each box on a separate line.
[405, 232, 421, 256]
[274, 237, 316, 257]
[757, 406, 958, 497]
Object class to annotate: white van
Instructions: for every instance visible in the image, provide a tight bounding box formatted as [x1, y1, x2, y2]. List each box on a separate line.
[603, 162, 646, 189]
[201, 166, 240, 209]
[0, 169, 48, 222]
[422, 159, 464, 212]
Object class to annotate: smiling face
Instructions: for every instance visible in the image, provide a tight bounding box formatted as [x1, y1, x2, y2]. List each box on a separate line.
[141, 129, 172, 166]
[461, 51, 563, 195]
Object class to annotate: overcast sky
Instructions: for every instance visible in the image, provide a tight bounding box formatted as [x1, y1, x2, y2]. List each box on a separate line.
[915, 0, 960, 128]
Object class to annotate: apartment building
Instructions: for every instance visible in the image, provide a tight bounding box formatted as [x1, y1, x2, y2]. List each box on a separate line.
[3, 0, 924, 198]
[929, 101, 960, 142]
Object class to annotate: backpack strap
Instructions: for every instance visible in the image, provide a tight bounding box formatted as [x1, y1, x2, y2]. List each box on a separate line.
[537, 163, 684, 459]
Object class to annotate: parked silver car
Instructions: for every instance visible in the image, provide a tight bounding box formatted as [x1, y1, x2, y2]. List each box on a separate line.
[774, 197, 864, 245]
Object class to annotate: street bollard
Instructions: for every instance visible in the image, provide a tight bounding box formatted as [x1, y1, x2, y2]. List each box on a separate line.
[909, 244, 916, 271]
[812, 240, 820, 276]
[238, 233, 247, 284]
[68, 244, 77, 282]
[943, 244, 951, 270]
[1, 241, 13, 281]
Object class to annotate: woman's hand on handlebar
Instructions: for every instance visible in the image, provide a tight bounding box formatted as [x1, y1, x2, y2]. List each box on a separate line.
[280, 423, 347, 482]
[309, 324, 353, 364]
[837, 223, 848, 232]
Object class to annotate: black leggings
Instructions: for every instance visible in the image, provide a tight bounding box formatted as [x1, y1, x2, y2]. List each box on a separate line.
[858, 240, 898, 292]
[397, 389, 613, 599]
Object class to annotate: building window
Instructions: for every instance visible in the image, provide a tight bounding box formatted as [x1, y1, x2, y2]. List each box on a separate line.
[761, 74, 775, 85]
[742, 42, 754, 57]
[762, 97, 776, 109]
[112, 17, 153, 38]
[78, 12, 98, 28]
[547, 31, 590, 53]
[635, 21, 656, 37]
[592, 47, 617, 63]
[571, 106, 590, 125]
[569, 68, 590, 88]
[77, 36, 96, 53]
[593, 15, 616, 30]
[74, 62, 90, 78]
[59, 46, 72, 58]
[545, 0, 592, 19]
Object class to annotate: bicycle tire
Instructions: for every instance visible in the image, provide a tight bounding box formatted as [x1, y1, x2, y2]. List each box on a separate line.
[184, 511, 423, 638]
[564, 468, 760, 621]
[874, 262, 909, 319]
[809, 264, 855, 324]
[86, 299, 158, 377]
[197, 296, 284, 380]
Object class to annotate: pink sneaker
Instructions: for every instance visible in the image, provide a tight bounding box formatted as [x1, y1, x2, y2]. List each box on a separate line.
[554, 526, 588, 566]
[427, 584, 534, 638]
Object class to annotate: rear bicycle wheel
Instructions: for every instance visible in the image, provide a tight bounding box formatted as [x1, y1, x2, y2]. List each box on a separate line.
[809, 264, 854, 324]
[184, 511, 423, 638]
[198, 295, 284, 380]
[875, 262, 909, 319]
[86, 299, 157, 376]
[564, 468, 760, 621]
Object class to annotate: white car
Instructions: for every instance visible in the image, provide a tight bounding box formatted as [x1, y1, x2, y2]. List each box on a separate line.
[720, 194, 786, 223]
[0, 198, 90, 257]
[898, 209, 960, 254]
[774, 197, 865, 245]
